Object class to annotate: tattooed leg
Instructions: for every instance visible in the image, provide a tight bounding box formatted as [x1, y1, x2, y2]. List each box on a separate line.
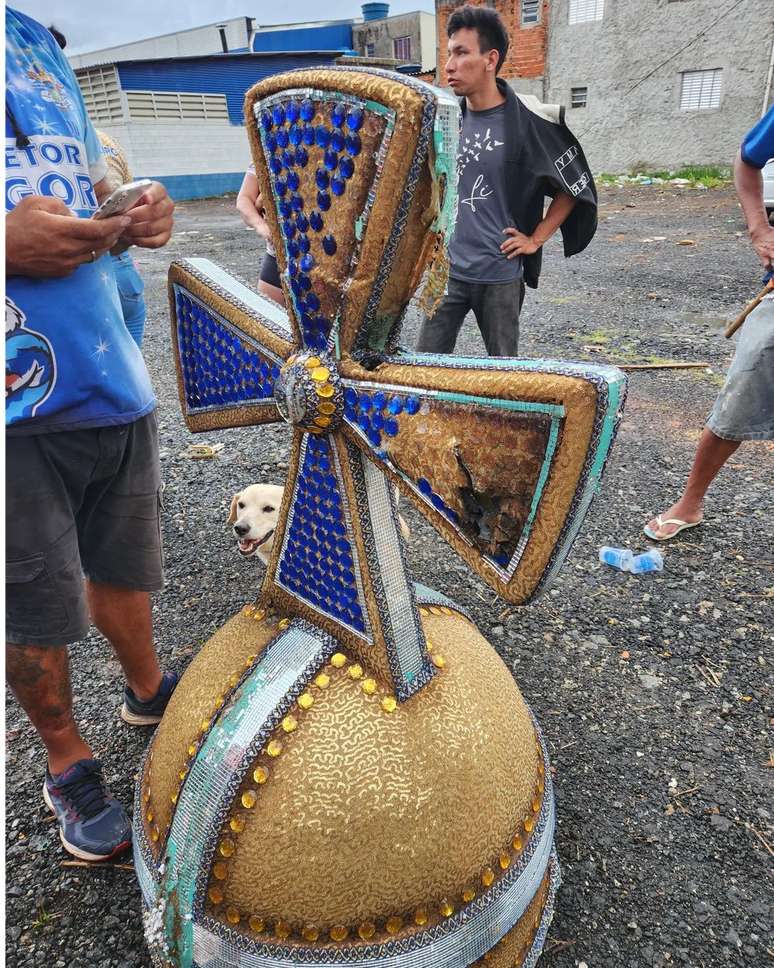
[5, 643, 92, 774]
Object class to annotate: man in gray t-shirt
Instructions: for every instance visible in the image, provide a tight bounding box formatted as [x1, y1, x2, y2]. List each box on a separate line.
[418, 6, 593, 357]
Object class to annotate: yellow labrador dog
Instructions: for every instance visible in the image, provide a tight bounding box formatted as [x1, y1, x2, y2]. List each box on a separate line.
[228, 482, 409, 565]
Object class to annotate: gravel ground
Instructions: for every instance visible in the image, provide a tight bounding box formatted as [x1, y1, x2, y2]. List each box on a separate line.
[6, 184, 773, 968]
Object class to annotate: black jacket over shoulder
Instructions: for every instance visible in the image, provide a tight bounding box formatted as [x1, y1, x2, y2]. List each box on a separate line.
[460, 79, 598, 289]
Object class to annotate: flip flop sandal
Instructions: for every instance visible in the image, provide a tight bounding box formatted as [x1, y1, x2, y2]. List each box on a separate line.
[643, 515, 703, 542]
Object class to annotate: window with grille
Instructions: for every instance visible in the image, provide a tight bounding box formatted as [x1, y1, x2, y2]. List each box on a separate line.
[571, 86, 588, 108]
[679, 69, 722, 110]
[125, 91, 230, 122]
[522, 0, 540, 25]
[365, 42, 375, 57]
[569, 0, 604, 24]
[75, 66, 124, 123]
[393, 36, 412, 61]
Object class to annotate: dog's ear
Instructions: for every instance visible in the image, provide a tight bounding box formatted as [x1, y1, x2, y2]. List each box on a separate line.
[227, 493, 240, 526]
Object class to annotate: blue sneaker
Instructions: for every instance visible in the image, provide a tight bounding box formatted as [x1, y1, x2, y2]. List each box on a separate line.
[120, 670, 178, 726]
[43, 758, 131, 861]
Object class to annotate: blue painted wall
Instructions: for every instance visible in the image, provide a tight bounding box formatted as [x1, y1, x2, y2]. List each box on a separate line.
[141, 171, 245, 201]
[252, 23, 354, 54]
[118, 52, 341, 125]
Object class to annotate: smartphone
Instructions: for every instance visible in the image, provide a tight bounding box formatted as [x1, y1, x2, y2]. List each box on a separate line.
[92, 179, 152, 220]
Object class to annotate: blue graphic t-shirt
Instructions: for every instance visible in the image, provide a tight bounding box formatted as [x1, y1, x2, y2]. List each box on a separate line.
[741, 105, 774, 170]
[5, 8, 155, 435]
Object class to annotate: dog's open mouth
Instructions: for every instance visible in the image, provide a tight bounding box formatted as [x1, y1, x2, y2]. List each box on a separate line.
[237, 529, 274, 557]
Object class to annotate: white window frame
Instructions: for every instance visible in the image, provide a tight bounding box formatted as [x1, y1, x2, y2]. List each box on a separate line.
[571, 86, 588, 108]
[679, 69, 723, 111]
[75, 66, 124, 124]
[521, 0, 540, 26]
[393, 36, 412, 61]
[569, 0, 604, 24]
[124, 90, 230, 123]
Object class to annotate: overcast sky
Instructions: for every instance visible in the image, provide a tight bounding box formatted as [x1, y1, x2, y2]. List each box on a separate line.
[11, 1, 434, 56]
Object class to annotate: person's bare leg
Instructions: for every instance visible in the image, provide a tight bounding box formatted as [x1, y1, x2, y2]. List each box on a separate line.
[646, 428, 741, 538]
[258, 279, 285, 306]
[6, 644, 92, 774]
[86, 581, 162, 701]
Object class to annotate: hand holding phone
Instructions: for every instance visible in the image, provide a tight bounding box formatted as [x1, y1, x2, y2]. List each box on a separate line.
[92, 179, 153, 220]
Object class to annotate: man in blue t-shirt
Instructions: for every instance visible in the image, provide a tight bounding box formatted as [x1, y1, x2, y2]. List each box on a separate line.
[644, 106, 774, 542]
[5, 9, 177, 861]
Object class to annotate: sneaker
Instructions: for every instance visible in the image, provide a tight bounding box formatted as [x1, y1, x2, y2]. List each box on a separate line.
[43, 758, 131, 861]
[120, 670, 178, 726]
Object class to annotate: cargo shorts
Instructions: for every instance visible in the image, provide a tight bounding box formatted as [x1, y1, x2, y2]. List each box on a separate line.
[6, 411, 164, 647]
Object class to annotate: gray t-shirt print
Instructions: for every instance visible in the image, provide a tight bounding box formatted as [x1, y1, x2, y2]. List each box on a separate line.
[449, 103, 523, 285]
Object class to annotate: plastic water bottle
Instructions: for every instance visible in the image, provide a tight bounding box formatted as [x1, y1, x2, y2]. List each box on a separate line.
[630, 549, 664, 573]
[599, 547, 634, 571]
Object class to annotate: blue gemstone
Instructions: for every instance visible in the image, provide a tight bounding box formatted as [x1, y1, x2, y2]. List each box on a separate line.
[283, 149, 295, 168]
[324, 149, 338, 171]
[298, 234, 311, 253]
[371, 411, 384, 430]
[296, 212, 309, 233]
[387, 396, 403, 415]
[358, 395, 372, 412]
[405, 395, 421, 414]
[266, 133, 278, 153]
[260, 109, 273, 131]
[287, 238, 300, 258]
[417, 478, 432, 496]
[339, 156, 355, 179]
[431, 493, 445, 512]
[287, 172, 300, 191]
[299, 274, 312, 291]
[332, 101, 346, 127]
[331, 177, 345, 196]
[345, 133, 362, 156]
[290, 278, 301, 297]
[300, 253, 315, 272]
[295, 146, 309, 167]
[310, 210, 324, 232]
[291, 194, 304, 211]
[276, 129, 289, 148]
[302, 124, 315, 145]
[315, 168, 330, 190]
[279, 198, 292, 218]
[270, 156, 283, 175]
[283, 220, 296, 239]
[330, 129, 345, 152]
[322, 235, 337, 256]
[373, 391, 386, 410]
[286, 100, 301, 123]
[288, 258, 298, 276]
[344, 387, 358, 406]
[271, 103, 285, 126]
[317, 191, 331, 211]
[306, 292, 320, 311]
[315, 126, 330, 148]
[384, 418, 399, 437]
[276, 179, 288, 197]
[288, 124, 302, 146]
[301, 98, 315, 122]
[446, 508, 459, 524]
[358, 413, 371, 432]
[346, 107, 364, 131]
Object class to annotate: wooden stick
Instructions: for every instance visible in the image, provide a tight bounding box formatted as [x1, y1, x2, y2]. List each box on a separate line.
[725, 279, 774, 339]
[618, 361, 709, 371]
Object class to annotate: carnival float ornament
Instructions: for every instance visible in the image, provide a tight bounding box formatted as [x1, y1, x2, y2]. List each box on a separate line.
[136, 68, 626, 968]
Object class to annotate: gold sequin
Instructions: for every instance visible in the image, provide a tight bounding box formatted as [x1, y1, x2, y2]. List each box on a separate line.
[226, 906, 240, 925]
[523, 816, 535, 833]
[253, 609, 266, 621]
[277, 619, 290, 630]
[170, 793, 177, 805]
[228, 674, 240, 688]
[282, 714, 298, 733]
[146, 809, 153, 823]
[314, 673, 331, 689]
[348, 663, 363, 680]
[462, 888, 476, 903]
[208, 885, 223, 905]
[441, 606, 454, 615]
[531, 798, 541, 814]
[481, 868, 495, 887]
[361, 678, 377, 695]
[311, 366, 330, 382]
[150, 826, 160, 843]
[331, 653, 347, 668]
[386, 916, 403, 934]
[245, 654, 256, 664]
[314, 416, 332, 428]
[274, 920, 291, 939]
[499, 852, 511, 870]
[316, 383, 335, 398]
[298, 692, 314, 710]
[178, 769, 187, 781]
[266, 740, 282, 757]
[229, 816, 246, 834]
[302, 924, 319, 942]
[219, 839, 235, 858]
[381, 696, 397, 713]
[414, 908, 428, 926]
[241, 790, 257, 809]
[329, 925, 348, 942]
[419, 607, 429, 616]
[304, 356, 321, 369]
[439, 900, 454, 918]
[430, 606, 443, 615]
[143, 786, 151, 803]
[243, 605, 255, 617]
[249, 915, 265, 933]
[319, 401, 336, 415]
[358, 922, 376, 940]
[512, 834, 523, 851]
[431, 654, 446, 669]
[199, 719, 211, 733]
[537, 777, 545, 793]
[187, 744, 197, 757]
[213, 862, 228, 881]
[253, 766, 269, 785]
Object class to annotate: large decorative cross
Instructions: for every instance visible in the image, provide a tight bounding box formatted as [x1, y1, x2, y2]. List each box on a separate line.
[169, 68, 625, 703]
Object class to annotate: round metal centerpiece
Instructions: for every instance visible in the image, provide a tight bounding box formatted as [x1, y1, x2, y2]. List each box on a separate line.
[273, 351, 344, 433]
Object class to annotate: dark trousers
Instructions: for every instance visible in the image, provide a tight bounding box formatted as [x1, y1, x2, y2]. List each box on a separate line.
[416, 277, 526, 357]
